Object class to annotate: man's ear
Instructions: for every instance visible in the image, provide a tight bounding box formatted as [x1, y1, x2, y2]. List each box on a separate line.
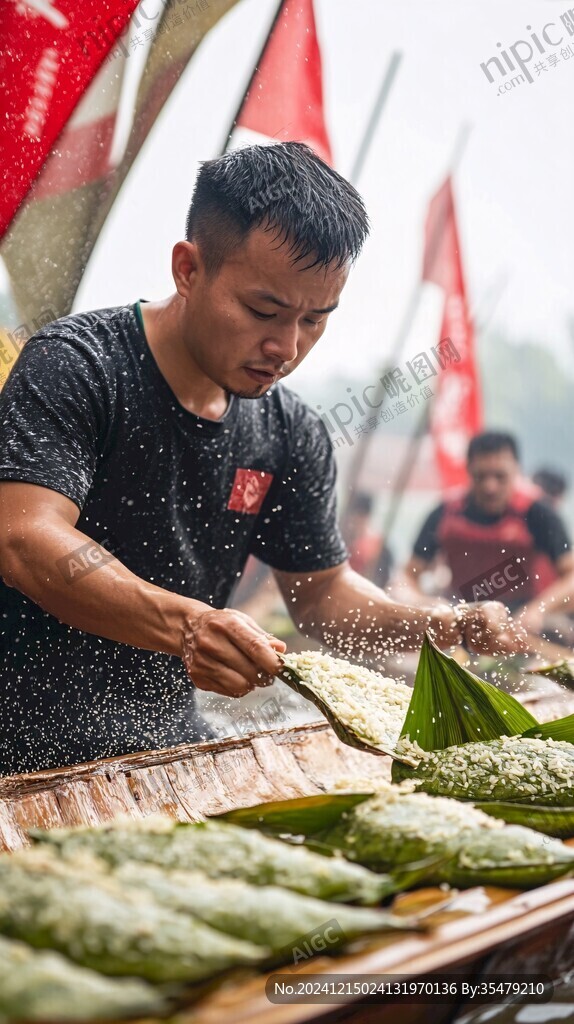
[172, 241, 202, 297]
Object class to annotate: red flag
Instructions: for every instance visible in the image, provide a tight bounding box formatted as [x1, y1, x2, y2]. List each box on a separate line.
[422, 177, 483, 490]
[0, 0, 140, 239]
[226, 0, 332, 163]
[1, 0, 239, 332]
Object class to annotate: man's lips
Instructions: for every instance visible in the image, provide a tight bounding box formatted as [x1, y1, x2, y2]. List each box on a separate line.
[244, 367, 280, 384]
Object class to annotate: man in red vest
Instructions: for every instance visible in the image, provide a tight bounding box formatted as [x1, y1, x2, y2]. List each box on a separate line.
[404, 432, 574, 635]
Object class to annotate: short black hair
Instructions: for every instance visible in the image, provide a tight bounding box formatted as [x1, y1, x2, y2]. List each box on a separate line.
[467, 431, 519, 462]
[533, 468, 568, 499]
[185, 142, 369, 276]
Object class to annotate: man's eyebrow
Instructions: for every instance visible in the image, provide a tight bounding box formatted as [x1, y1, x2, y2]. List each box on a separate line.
[250, 291, 339, 314]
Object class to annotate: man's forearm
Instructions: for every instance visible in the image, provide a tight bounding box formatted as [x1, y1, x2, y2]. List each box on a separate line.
[1, 519, 197, 658]
[292, 565, 461, 654]
[523, 572, 574, 617]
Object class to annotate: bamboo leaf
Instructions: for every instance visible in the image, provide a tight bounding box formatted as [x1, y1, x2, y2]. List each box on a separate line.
[522, 714, 574, 744]
[388, 855, 453, 892]
[445, 859, 574, 890]
[217, 793, 373, 837]
[532, 660, 574, 691]
[475, 801, 574, 838]
[398, 633, 538, 752]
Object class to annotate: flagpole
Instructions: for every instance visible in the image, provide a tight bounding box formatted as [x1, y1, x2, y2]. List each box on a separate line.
[371, 207, 506, 579]
[341, 122, 473, 520]
[220, 0, 285, 154]
[349, 52, 402, 185]
[378, 403, 431, 552]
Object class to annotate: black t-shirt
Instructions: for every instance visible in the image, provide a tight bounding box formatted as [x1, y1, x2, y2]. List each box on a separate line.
[0, 302, 347, 773]
[413, 498, 571, 563]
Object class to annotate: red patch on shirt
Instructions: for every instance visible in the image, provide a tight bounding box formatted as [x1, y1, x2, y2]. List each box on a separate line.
[227, 469, 274, 514]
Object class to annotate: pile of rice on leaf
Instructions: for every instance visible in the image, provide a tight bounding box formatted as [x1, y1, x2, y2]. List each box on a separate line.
[280, 651, 412, 758]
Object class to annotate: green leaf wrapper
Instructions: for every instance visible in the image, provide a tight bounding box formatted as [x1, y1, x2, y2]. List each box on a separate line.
[219, 793, 374, 836]
[396, 634, 537, 758]
[476, 801, 574, 838]
[523, 713, 574, 744]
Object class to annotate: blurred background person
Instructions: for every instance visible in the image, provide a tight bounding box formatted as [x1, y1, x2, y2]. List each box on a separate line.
[397, 431, 574, 639]
[342, 492, 393, 587]
[530, 468, 570, 597]
[532, 468, 569, 511]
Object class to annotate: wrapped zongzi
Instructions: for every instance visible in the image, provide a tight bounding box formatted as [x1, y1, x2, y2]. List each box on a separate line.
[0, 935, 167, 1021]
[112, 861, 414, 953]
[31, 816, 392, 905]
[395, 735, 574, 806]
[318, 789, 574, 888]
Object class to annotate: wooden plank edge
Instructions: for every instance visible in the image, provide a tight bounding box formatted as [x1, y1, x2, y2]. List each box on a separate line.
[0, 723, 332, 798]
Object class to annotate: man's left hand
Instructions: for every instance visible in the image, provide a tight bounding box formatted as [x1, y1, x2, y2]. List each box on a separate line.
[456, 600, 528, 655]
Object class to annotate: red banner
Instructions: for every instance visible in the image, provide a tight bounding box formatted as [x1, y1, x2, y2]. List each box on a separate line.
[0, 0, 140, 238]
[230, 0, 332, 163]
[423, 177, 483, 490]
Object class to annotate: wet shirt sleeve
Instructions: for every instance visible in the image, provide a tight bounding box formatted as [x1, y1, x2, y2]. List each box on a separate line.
[0, 334, 114, 510]
[249, 408, 348, 573]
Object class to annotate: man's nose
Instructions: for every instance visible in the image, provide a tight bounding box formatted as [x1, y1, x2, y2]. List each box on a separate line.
[262, 322, 300, 364]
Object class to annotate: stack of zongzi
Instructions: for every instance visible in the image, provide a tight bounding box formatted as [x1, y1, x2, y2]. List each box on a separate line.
[111, 861, 413, 953]
[0, 846, 267, 983]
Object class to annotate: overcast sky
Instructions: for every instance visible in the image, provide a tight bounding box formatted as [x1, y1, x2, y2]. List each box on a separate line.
[73, 0, 574, 382]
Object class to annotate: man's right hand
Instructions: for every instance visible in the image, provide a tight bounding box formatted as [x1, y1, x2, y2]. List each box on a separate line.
[181, 605, 286, 697]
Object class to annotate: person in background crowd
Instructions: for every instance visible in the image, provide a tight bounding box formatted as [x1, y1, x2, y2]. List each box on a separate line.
[531, 467, 570, 620]
[401, 431, 574, 635]
[342, 492, 393, 588]
[532, 468, 569, 511]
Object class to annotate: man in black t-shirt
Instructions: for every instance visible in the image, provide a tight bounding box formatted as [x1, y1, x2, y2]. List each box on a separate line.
[403, 432, 574, 633]
[0, 144, 525, 774]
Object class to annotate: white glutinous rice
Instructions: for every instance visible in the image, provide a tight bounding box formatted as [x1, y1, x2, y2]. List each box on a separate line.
[281, 651, 411, 749]
[404, 734, 574, 803]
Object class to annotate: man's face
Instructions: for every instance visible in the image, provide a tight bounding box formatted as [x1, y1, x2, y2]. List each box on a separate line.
[468, 448, 519, 515]
[178, 225, 349, 398]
